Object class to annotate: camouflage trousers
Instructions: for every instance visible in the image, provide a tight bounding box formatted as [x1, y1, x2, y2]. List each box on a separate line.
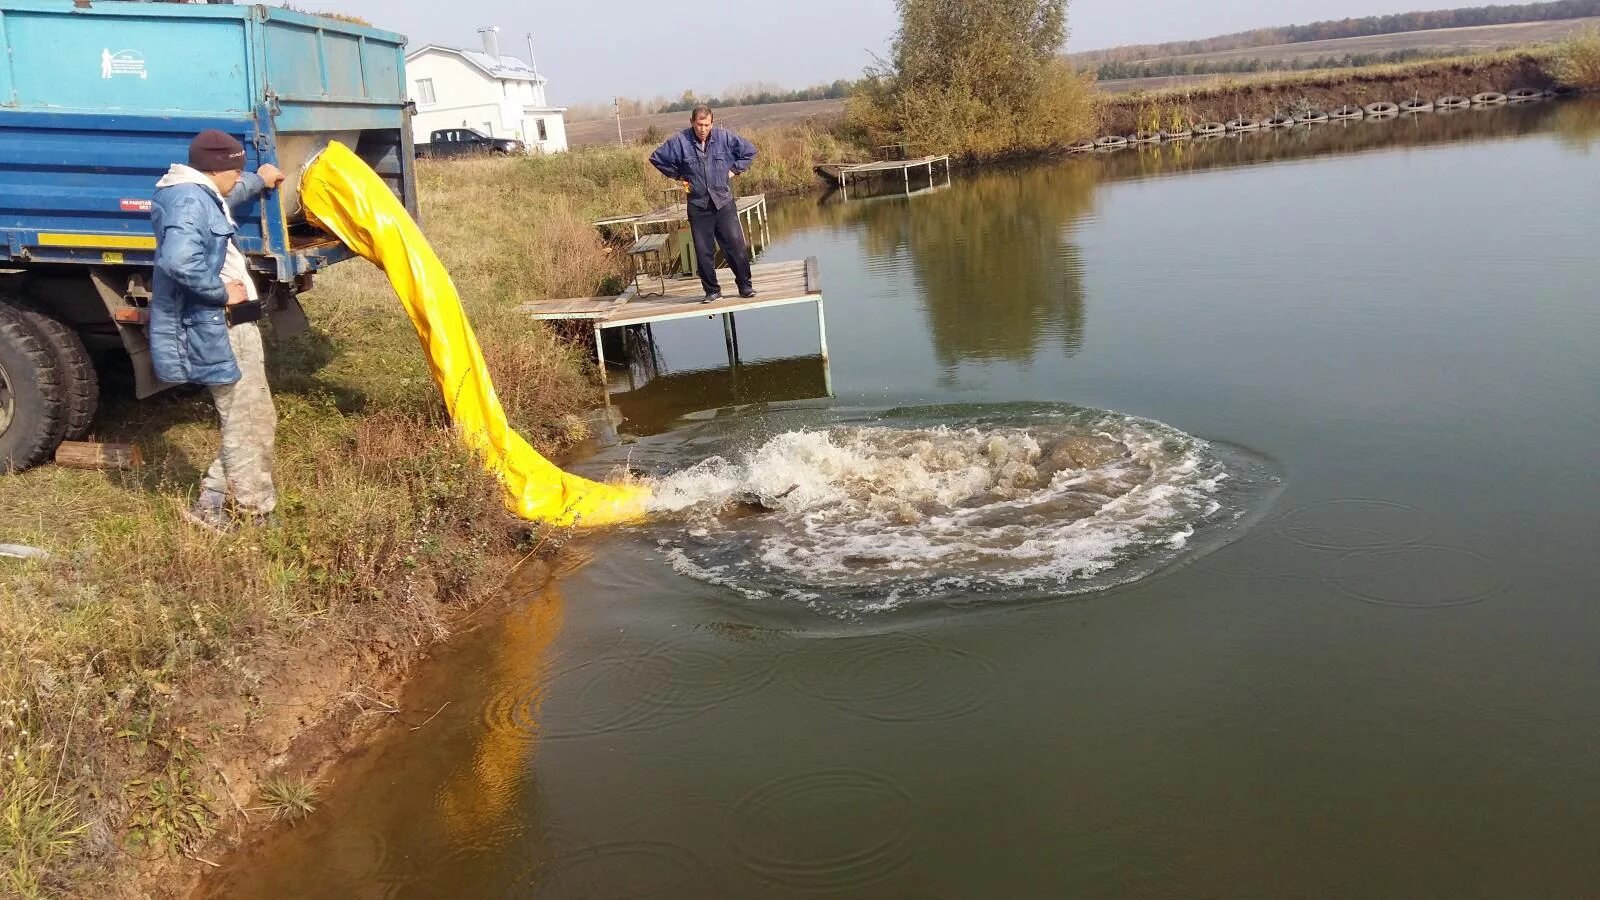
[202, 321, 278, 515]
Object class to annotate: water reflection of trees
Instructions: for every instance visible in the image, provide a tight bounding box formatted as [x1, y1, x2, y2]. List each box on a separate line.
[765, 98, 1596, 367]
[1550, 98, 1600, 152]
[611, 354, 833, 436]
[900, 165, 1096, 366]
[775, 164, 1098, 367]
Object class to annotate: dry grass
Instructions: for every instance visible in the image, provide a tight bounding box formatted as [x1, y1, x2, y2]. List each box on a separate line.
[0, 150, 671, 895]
[1549, 27, 1600, 89]
[1109, 48, 1551, 106]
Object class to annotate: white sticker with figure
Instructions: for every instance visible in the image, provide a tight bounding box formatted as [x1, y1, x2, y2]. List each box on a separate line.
[100, 49, 148, 80]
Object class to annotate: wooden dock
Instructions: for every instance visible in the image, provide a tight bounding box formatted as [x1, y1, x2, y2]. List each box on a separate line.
[816, 155, 952, 198]
[522, 257, 831, 394]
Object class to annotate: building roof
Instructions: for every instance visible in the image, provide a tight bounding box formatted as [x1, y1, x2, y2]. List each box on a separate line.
[407, 44, 548, 85]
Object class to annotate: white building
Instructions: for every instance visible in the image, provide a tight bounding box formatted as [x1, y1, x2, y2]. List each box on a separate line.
[406, 27, 568, 153]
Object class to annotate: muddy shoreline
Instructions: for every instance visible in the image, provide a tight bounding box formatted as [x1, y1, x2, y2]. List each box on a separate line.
[111, 550, 556, 899]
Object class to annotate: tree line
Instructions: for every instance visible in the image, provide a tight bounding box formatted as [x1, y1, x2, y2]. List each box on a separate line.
[660, 80, 856, 113]
[1072, 0, 1600, 65]
[567, 80, 856, 122]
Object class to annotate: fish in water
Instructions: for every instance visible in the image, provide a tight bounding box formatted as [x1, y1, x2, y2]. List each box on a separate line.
[726, 484, 798, 517]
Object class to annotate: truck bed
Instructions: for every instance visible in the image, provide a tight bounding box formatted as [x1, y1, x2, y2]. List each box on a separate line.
[0, 1, 416, 282]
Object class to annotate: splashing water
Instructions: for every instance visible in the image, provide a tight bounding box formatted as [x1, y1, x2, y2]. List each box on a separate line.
[630, 405, 1278, 614]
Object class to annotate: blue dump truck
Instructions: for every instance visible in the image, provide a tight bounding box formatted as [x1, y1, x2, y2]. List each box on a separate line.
[0, 0, 416, 470]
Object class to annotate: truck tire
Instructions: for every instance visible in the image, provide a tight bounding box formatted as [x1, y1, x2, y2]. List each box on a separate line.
[0, 303, 65, 473]
[6, 299, 99, 442]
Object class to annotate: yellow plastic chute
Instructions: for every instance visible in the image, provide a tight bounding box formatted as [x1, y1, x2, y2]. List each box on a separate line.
[299, 142, 649, 526]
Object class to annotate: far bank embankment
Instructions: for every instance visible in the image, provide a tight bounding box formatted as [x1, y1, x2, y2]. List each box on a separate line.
[1094, 53, 1557, 135]
[570, 52, 1568, 153]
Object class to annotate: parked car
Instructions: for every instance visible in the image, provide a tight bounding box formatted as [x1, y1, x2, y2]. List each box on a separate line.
[416, 128, 524, 158]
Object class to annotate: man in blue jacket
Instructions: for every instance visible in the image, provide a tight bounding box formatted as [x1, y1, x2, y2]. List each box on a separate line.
[150, 129, 285, 532]
[649, 105, 758, 302]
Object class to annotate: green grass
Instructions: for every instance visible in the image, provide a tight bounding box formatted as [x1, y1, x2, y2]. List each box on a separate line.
[255, 776, 318, 823]
[1, 745, 88, 899]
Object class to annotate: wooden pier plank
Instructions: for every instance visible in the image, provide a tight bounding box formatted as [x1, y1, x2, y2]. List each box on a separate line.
[520, 295, 630, 320]
[816, 155, 950, 185]
[525, 258, 820, 328]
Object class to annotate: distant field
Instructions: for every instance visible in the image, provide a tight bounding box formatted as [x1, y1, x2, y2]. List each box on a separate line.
[1099, 17, 1599, 72]
[567, 99, 848, 149]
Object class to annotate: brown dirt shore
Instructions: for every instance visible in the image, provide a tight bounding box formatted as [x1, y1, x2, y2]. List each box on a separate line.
[1094, 53, 1557, 135]
[107, 552, 558, 900]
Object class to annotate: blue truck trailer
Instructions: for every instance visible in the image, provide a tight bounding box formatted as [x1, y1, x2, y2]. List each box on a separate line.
[0, 0, 416, 470]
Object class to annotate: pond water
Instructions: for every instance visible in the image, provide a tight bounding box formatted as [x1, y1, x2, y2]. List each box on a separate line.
[207, 99, 1600, 898]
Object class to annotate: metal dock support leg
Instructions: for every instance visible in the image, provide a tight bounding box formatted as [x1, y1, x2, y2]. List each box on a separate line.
[723, 313, 737, 368]
[594, 324, 606, 372]
[816, 298, 832, 397]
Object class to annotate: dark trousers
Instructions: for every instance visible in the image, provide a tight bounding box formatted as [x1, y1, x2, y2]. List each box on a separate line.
[688, 202, 753, 295]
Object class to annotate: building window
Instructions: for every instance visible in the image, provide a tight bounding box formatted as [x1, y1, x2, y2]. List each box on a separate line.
[415, 78, 436, 104]
[536, 119, 548, 142]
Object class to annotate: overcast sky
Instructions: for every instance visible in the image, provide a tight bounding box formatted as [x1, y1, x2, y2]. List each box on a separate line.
[285, 0, 1540, 105]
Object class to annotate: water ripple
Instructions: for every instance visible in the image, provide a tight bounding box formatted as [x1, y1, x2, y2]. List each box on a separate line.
[1277, 498, 1432, 552]
[529, 840, 713, 899]
[1328, 545, 1509, 609]
[732, 768, 916, 892]
[480, 640, 782, 741]
[785, 633, 998, 723]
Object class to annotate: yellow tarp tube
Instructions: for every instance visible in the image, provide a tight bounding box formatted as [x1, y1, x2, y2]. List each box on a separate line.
[300, 142, 649, 527]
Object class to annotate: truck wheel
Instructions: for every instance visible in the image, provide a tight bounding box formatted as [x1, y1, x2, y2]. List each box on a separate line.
[0, 303, 65, 473]
[7, 300, 99, 442]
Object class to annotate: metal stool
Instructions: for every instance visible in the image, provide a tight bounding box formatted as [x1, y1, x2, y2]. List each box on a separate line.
[627, 232, 671, 296]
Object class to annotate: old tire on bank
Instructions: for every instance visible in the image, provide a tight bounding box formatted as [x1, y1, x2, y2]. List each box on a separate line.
[0, 302, 65, 473]
[6, 299, 98, 443]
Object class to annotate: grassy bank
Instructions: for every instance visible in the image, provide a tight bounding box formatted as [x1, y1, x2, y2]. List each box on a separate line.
[1096, 49, 1561, 134]
[0, 122, 853, 896]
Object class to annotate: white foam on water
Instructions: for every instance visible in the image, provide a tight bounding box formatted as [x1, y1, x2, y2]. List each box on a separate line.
[641, 410, 1267, 612]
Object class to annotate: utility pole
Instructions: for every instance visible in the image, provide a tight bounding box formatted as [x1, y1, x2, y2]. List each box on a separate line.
[614, 96, 624, 146]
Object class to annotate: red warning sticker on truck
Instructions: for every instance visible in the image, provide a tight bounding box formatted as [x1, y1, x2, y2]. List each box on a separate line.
[120, 198, 152, 213]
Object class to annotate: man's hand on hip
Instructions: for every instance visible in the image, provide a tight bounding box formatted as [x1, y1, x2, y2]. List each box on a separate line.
[257, 164, 286, 190]
[225, 280, 249, 305]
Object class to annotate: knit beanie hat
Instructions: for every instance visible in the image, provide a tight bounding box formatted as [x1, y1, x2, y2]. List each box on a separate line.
[188, 129, 246, 172]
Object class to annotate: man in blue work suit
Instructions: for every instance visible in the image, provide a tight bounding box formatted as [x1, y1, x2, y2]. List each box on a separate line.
[649, 105, 758, 303]
[151, 129, 285, 532]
